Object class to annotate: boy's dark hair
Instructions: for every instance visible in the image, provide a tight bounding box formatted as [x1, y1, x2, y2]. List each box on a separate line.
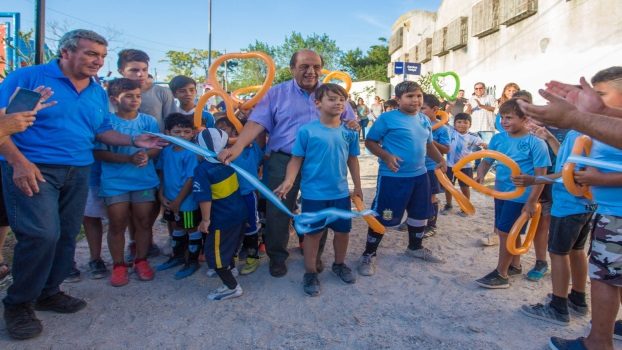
[453, 112, 472, 124]
[591, 66, 622, 85]
[107, 78, 141, 97]
[513, 90, 533, 103]
[164, 113, 194, 131]
[394, 81, 422, 98]
[423, 94, 440, 108]
[315, 83, 348, 101]
[215, 117, 235, 130]
[499, 99, 526, 118]
[169, 75, 196, 94]
[383, 99, 398, 109]
[117, 49, 150, 70]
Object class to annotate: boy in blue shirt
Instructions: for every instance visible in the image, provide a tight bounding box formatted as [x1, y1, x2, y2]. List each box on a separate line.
[421, 94, 450, 235]
[169, 75, 215, 128]
[95, 78, 161, 287]
[474, 99, 551, 289]
[194, 128, 247, 300]
[442, 113, 486, 215]
[155, 113, 201, 279]
[513, 129, 594, 326]
[549, 66, 622, 350]
[215, 118, 265, 275]
[274, 83, 362, 296]
[358, 81, 447, 277]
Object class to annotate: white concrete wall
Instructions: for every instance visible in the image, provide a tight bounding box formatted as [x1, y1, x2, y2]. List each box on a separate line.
[389, 0, 622, 103]
[350, 81, 391, 106]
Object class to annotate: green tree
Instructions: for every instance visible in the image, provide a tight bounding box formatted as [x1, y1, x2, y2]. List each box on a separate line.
[339, 38, 390, 82]
[162, 49, 222, 82]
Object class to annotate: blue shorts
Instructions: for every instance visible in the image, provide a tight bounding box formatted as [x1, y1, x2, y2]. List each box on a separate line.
[204, 223, 244, 269]
[372, 174, 432, 227]
[427, 169, 442, 195]
[494, 199, 526, 234]
[242, 192, 259, 235]
[301, 196, 352, 235]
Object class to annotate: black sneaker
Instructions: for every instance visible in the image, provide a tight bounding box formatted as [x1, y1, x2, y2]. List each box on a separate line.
[88, 259, 108, 279]
[4, 303, 42, 340]
[269, 260, 287, 278]
[332, 263, 356, 284]
[34, 292, 87, 314]
[64, 262, 81, 283]
[508, 264, 523, 276]
[475, 269, 509, 289]
[303, 273, 320, 297]
[546, 293, 588, 316]
[548, 337, 587, 350]
[520, 302, 570, 326]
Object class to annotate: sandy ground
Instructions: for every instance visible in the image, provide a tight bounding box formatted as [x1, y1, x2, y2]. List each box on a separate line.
[1, 150, 618, 349]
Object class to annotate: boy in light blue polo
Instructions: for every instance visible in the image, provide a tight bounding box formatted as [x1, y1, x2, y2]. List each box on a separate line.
[95, 78, 160, 287]
[358, 81, 448, 277]
[274, 83, 362, 297]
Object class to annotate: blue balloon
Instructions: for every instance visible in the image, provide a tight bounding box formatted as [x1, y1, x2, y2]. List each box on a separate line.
[148, 132, 377, 234]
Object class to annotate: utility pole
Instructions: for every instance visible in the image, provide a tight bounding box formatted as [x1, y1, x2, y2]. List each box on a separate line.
[34, 0, 45, 64]
[208, 0, 212, 69]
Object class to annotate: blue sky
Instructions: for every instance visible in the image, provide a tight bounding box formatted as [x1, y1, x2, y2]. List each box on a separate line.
[3, 0, 441, 79]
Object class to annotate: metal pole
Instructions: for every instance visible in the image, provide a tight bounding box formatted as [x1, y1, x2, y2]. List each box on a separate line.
[34, 0, 45, 64]
[208, 0, 212, 70]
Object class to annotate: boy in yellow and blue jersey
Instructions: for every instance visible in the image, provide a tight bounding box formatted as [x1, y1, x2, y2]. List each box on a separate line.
[194, 128, 246, 301]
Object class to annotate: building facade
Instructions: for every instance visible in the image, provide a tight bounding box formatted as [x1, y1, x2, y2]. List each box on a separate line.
[388, 0, 622, 101]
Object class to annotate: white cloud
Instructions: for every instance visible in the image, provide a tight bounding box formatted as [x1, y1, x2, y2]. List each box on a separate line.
[354, 13, 387, 30]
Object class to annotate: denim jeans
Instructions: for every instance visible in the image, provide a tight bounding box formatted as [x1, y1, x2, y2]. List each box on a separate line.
[1, 161, 90, 306]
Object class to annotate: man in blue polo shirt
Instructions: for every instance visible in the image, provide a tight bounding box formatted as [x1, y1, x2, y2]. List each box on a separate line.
[0, 29, 164, 340]
[218, 49, 357, 277]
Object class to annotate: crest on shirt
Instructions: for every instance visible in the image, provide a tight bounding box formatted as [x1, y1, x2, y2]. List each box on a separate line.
[518, 140, 530, 152]
[192, 181, 201, 192]
[382, 208, 393, 221]
[342, 130, 355, 143]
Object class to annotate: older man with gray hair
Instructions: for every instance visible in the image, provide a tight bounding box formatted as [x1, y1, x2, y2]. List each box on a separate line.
[0, 29, 164, 340]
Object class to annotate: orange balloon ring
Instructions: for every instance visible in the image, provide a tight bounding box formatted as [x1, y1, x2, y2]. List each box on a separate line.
[434, 168, 475, 215]
[452, 150, 525, 200]
[231, 85, 262, 104]
[322, 70, 352, 93]
[194, 90, 240, 131]
[351, 194, 386, 234]
[432, 110, 449, 131]
[207, 52, 275, 110]
[562, 135, 593, 200]
[506, 203, 542, 255]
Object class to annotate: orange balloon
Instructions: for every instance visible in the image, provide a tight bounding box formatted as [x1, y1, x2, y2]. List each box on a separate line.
[322, 70, 352, 93]
[194, 90, 241, 132]
[562, 135, 593, 200]
[351, 194, 386, 234]
[434, 168, 475, 215]
[231, 85, 262, 104]
[432, 110, 449, 131]
[506, 203, 542, 255]
[452, 150, 525, 200]
[207, 52, 275, 110]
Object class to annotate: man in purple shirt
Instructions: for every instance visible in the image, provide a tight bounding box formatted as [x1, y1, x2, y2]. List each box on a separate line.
[219, 49, 356, 277]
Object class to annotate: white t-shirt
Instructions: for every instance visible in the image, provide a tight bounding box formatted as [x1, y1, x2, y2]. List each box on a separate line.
[468, 94, 496, 132]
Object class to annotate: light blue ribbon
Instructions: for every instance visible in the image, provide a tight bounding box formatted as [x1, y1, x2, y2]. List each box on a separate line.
[149, 132, 377, 234]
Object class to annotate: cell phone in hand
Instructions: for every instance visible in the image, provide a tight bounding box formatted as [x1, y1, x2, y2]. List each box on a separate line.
[5, 88, 42, 114]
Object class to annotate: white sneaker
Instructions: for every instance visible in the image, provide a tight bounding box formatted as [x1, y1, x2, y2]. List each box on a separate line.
[207, 284, 243, 301]
[405, 247, 444, 263]
[479, 234, 499, 247]
[358, 254, 376, 276]
[231, 267, 239, 277]
[205, 268, 217, 277]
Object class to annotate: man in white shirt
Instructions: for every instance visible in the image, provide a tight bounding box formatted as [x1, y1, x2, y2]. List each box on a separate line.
[466, 82, 496, 133]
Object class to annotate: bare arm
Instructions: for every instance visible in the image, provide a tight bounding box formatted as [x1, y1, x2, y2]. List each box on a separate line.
[575, 167, 622, 186]
[426, 142, 447, 172]
[168, 177, 194, 214]
[93, 150, 131, 163]
[218, 121, 265, 164]
[522, 167, 547, 217]
[198, 201, 212, 233]
[273, 156, 303, 199]
[475, 160, 493, 183]
[433, 141, 449, 154]
[347, 156, 363, 199]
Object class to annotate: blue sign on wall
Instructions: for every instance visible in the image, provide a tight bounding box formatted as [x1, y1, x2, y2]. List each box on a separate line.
[405, 62, 421, 75]
[394, 61, 404, 75]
